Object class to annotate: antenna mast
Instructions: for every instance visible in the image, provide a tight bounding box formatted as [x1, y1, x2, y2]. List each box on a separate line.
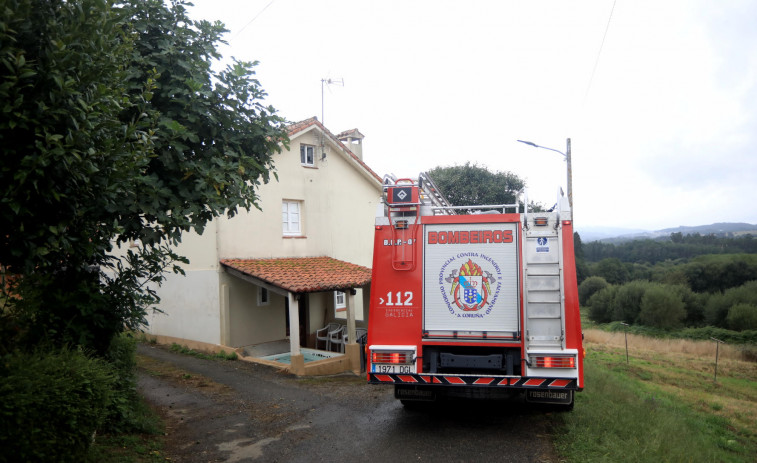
[320, 77, 344, 126]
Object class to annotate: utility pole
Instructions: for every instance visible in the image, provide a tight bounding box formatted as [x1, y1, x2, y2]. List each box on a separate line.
[566, 138, 573, 212]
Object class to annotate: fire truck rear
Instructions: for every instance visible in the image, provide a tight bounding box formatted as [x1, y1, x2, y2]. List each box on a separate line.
[367, 173, 583, 407]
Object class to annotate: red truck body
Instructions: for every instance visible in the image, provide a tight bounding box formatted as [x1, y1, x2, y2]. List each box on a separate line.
[367, 174, 583, 406]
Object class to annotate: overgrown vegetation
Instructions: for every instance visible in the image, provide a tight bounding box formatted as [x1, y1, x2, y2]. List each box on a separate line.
[1, 0, 286, 356]
[0, 0, 283, 459]
[0, 349, 116, 463]
[576, 232, 757, 334]
[583, 232, 757, 263]
[555, 331, 757, 462]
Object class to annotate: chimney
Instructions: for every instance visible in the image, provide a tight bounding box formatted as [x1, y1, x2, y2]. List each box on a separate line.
[337, 128, 365, 160]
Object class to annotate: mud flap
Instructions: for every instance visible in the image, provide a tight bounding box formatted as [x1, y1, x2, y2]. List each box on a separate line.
[525, 389, 573, 405]
[395, 385, 436, 402]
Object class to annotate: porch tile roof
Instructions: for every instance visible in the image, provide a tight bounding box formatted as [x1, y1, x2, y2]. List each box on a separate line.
[220, 257, 371, 293]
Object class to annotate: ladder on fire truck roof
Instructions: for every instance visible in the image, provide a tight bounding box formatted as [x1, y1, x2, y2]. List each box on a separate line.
[383, 172, 454, 214]
[383, 172, 526, 215]
[418, 172, 453, 212]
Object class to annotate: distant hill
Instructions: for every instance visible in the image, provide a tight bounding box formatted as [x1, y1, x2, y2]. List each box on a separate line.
[579, 222, 757, 243]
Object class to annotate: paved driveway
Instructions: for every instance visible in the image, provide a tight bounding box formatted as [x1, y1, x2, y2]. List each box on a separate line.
[137, 344, 560, 462]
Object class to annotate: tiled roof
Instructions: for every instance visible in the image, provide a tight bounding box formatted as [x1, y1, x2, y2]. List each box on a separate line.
[286, 117, 320, 137]
[336, 128, 364, 139]
[220, 257, 372, 293]
[285, 117, 381, 183]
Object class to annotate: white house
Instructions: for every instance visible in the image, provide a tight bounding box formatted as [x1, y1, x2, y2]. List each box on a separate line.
[143, 117, 383, 374]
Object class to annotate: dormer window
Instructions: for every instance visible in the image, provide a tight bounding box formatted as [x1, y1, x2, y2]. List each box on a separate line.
[300, 144, 315, 167]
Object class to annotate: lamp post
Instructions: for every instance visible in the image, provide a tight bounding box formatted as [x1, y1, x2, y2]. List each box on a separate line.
[517, 138, 573, 212]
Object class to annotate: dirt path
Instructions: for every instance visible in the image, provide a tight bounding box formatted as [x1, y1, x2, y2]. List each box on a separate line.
[137, 344, 561, 463]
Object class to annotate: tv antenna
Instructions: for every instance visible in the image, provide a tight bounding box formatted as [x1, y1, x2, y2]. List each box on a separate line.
[321, 77, 344, 126]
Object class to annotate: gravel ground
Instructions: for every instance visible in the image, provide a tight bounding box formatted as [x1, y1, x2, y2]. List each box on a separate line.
[137, 343, 562, 463]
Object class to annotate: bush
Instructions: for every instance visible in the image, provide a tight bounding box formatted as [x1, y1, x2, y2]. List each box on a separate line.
[726, 303, 757, 331]
[639, 284, 686, 330]
[0, 349, 116, 462]
[671, 284, 707, 326]
[704, 281, 757, 328]
[102, 334, 145, 433]
[612, 280, 650, 324]
[588, 286, 617, 323]
[704, 293, 731, 328]
[593, 258, 630, 285]
[677, 326, 757, 344]
[578, 276, 608, 306]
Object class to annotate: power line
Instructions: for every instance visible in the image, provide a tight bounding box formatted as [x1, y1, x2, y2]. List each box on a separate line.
[232, 0, 276, 41]
[583, 0, 617, 106]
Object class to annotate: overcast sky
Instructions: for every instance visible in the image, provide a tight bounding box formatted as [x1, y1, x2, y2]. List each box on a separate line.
[188, 0, 757, 231]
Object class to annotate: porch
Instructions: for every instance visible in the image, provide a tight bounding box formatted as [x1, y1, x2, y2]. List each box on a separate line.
[220, 257, 371, 376]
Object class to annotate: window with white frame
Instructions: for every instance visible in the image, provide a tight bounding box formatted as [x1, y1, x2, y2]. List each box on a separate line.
[300, 144, 315, 167]
[335, 291, 346, 312]
[282, 200, 301, 236]
[258, 286, 270, 306]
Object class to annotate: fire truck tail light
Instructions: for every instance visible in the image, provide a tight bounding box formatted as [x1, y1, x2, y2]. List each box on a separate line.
[531, 356, 576, 368]
[371, 351, 413, 364]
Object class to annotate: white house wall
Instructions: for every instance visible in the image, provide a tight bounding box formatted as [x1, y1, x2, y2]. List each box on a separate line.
[143, 127, 381, 348]
[221, 273, 287, 347]
[143, 220, 222, 344]
[216, 130, 381, 266]
[145, 269, 221, 345]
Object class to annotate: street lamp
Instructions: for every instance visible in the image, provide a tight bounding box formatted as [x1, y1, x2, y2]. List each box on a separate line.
[517, 138, 573, 212]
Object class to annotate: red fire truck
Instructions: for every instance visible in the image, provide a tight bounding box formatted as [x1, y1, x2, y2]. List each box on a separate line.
[366, 173, 583, 407]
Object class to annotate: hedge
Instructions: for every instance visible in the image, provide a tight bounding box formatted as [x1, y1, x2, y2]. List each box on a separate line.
[0, 348, 116, 462]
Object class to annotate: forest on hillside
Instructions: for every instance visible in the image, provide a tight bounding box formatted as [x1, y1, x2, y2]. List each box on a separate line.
[575, 232, 757, 342]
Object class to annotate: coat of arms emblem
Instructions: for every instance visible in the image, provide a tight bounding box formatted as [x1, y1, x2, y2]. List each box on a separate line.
[445, 259, 494, 311]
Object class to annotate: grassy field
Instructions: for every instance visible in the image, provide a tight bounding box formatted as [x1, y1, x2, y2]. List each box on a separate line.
[555, 329, 757, 462]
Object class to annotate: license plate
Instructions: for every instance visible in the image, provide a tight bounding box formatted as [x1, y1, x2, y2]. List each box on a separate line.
[371, 363, 415, 374]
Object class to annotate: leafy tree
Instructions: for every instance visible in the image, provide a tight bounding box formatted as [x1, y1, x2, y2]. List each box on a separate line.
[574, 232, 590, 284]
[426, 162, 529, 211]
[581, 234, 757, 265]
[578, 276, 608, 306]
[683, 255, 757, 293]
[670, 284, 706, 326]
[612, 280, 649, 323]
[705, 293, 732, 328]
[0, 0, 287, 354]
[704, 281, 757, 328]
[638, 284, 686, 329]
[593, 258, 630, 285]
[587, 286, 617, 323]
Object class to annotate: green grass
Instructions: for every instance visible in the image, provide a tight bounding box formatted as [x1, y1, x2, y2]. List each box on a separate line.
[169, 342, 238, 360]
[554, 348, 756, 462]
[86, 398, 167, 463]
